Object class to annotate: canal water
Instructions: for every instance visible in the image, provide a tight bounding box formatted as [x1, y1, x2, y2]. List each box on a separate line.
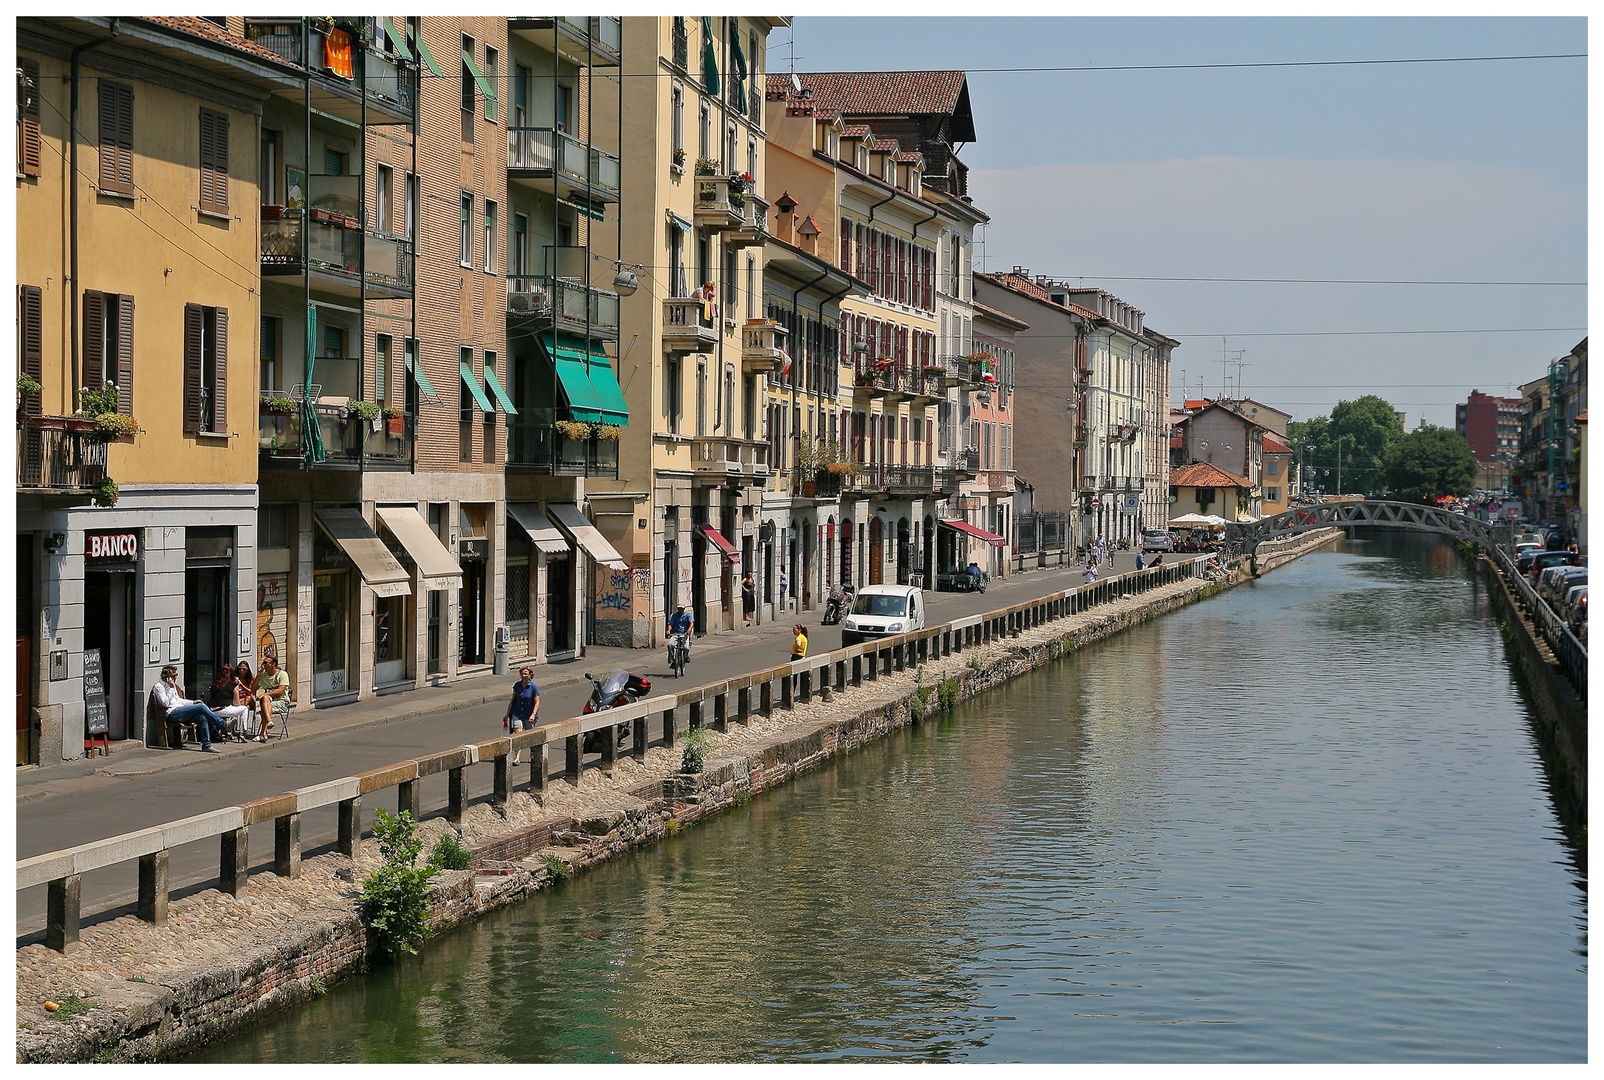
[198, 535, 1586, 1063]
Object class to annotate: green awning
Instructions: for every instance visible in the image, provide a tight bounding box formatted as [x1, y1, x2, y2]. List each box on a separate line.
[483, 364, 517, 416]
[462, 49, 494, 103]
[700, 17, 720, 95]
[405, 347, 441, 404]
[413, 33, 443, 78]
[383, 18, 413, 61]
[584, 352, 630, 426]
[539, 331, 604, 424]
[459, 358, 493, 413]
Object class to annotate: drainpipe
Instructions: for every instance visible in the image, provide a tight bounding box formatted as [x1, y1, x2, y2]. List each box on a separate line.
[69, 19, 121, 399]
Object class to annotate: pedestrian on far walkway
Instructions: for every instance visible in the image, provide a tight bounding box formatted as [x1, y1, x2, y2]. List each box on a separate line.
[502, 666, 540, 765]
[1134, 551, 1145, 571]
[742, 571, 756, 625]
[791, 624, 808, 661]
[779, 567, 789, 611]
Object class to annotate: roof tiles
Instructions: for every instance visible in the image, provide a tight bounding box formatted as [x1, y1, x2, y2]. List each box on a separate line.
[1171, 461, 1252, 489]
[769, 71, 968, 117]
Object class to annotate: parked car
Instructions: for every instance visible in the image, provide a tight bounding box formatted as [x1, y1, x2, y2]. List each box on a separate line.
[1564, 589, 1587, 636]
[1559, 583, 1587, 624]
[1514, 542, 1544, 560]
[1539, 565, 1586, 606]
[1142, 529, 1174, 552]
[840, 584, 926, 646]
[1527, 550, 1580, 582]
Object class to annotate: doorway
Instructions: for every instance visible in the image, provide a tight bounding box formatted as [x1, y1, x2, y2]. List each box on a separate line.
[896, 518, 911, 585]
[85, 570, 135, 743]
[459, 556, 487, 665]
[546, 553, 573, 655]
[868, 518, 884, 585]
[17, 535, 33, 763]
[374, 591, 409, 685]
[691, 529, 708, 636]
[314, 570, 351, 695]
[184, 566, 229, 707]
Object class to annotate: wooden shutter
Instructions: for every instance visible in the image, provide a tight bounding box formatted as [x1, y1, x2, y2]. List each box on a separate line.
[212, 307, 228, 431]
[82, 290, 104, 391]
[98, 81, 133, 193]
[20, 285, 42, 416]
[183, 303, 205, 431]
[199, 109, 229, 214]
[116, 295, 134, 414]
[839, 217, 850, 272]
[18, 58, 40, 178]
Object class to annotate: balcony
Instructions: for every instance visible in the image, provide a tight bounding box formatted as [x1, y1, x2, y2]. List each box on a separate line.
[508, 128, 621, 203]
[663, 298, 718, 354]
[261, 211, 413, 299]
[724, 193, 769, 249]
[508, 274, 620, 341]
[510, 17, 622, 66]
[692, 438, 769, 482]
[243, 19, 413, 124]
[16, 420, 107, 499]
[852, 358, 912, 400]
[258, 408, 303, 461]
[940, 354, 981, 384]
[852, 463, 958, 495]
[671, 21, 690, 70]
[741, 320, 788, 374]
[789, 468, 844, 500]
[694, 176, 747, 230]
[507, 419, 619, 477]
[955, 447, 980, 477]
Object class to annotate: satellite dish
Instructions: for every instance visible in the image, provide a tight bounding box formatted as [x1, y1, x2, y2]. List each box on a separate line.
[790, 72, 802, 95]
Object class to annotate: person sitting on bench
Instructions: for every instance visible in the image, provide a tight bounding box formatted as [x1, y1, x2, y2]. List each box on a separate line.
[152, 665, 228, 753]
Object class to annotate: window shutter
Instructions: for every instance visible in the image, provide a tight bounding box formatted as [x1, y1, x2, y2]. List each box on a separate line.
[212, 307, 228, 431]
[839, 217, 850, 272]
[116, 295, 134, 414]
[82, 290, 104, 391]
[20, 285, 42, 416]
[98, 82, 133, 193]
[18, 61, 41, 177]
[199, 109, 229, 214]
[183, 303, 204, 432]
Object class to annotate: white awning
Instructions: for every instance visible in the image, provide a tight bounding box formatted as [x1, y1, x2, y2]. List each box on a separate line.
[375, 505, 463, 591]
[314, 507, 411, 597]
[506, 503, 571, 556]
[547, 503, 628, 570]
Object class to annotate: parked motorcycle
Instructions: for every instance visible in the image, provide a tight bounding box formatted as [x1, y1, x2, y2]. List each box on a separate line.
[822, 584, 854, 625]
[581, 668, 651, 753]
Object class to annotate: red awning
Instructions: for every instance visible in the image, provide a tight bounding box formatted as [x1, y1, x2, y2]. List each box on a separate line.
[698, 524, 741, 563]
[940, 519, 1005, 547]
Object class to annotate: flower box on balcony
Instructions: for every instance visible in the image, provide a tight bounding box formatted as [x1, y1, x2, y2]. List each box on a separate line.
[31, 415, 67, 431]
[310, 208, 334, 224]
[261, 204, 285, 221]
[385, 416, 404, 436]
[64, 416, 95, 434]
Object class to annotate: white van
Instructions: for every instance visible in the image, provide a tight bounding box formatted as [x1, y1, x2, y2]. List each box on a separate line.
[841, 584, 926, 646]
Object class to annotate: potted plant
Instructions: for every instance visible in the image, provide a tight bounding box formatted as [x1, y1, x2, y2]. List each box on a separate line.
[17, 373, 41, 424]
[261, 204, 285, 221]
[383, 405, 405, 436]
[554, 419, 592, 441]
[594, 423, 624, 442]
[93, 413, 139, 440]
[94, 476, 119, 507]
[671, 147, 687, 173]
[72, 384, 119, 433]
[854, 372, 876, 387]
[345, 399, 382, 425]
[260, 392, 297, 415]
[694, 157, 720, 176]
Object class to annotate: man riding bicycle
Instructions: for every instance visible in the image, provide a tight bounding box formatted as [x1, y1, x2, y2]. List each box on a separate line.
[666, 604, 694, 668]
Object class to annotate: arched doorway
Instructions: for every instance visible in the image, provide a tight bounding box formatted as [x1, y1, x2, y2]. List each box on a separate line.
[896, 517, 911, 584]
[868, 517, 884, 585]
[839, 519, 853, 586]
[922, 515, 935, 584]
[690, 528, 707, 637]
[801, 518, 815, 611]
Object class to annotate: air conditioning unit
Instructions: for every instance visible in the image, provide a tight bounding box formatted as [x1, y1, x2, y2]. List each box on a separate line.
[507, 287, 549, 314]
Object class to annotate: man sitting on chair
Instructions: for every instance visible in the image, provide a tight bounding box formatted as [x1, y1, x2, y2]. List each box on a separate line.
[152, 665, 228, 753]
[253, 654, 291, 739]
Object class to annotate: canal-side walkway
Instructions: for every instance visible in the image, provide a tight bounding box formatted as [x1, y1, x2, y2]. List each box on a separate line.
[16, 534, 1340, 1063]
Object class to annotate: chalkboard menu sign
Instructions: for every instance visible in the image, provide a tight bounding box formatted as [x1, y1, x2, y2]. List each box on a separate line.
[82, 650, 109, 736]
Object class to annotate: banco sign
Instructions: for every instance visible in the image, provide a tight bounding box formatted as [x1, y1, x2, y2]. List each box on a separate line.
[86, 532, 138, 560]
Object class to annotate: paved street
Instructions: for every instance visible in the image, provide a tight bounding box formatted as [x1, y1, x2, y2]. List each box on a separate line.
[14, 556, 1148, 936]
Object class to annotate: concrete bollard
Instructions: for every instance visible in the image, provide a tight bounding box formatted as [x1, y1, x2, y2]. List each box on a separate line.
[799, 667, 812, 703]
[781, 670, 794, 709]
[398, 779, 421, 821]
[493, 754, 510, 806]
[220, 826, 248, 896]
[338, 795, 361, 857]
[851, 654, 863, 686]
[714, 692, 728, 732]
[138, 851, 168, 926]
[760, 679, 774, 715]
[689, 699, 704, 729]
[633, 715, 649, 759]
[663, 705, 678, 747]
[531, 746, 547, 792]
[565, 734, 583, 785]
[447, 766, 467, 825]
[737, 685, 751, 721]
[274, 812, 301, 879]
[46, 875, 81, 954]
[599, 722, 617, 768]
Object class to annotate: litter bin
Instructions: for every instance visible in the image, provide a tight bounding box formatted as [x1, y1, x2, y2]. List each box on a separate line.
[493, 627, 510, 676]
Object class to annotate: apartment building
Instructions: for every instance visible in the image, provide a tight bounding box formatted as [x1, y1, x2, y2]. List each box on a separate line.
[609, 16, 785, 644]
[17, 17, 291, 764]
[960, 301, 1026, 577]
[1172, 401, 1267, 521]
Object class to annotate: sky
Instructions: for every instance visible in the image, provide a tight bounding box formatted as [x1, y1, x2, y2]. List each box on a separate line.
[783, 16, 1588, 427]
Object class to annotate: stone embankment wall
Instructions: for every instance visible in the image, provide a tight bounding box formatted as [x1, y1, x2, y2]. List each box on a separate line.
[19, 545, 1326, 1064]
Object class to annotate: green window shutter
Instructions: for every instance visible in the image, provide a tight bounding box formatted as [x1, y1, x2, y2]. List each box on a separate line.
[383, 18, 414, 61]
[462, 50, 494, 104]
[413, 32, 444, 78]
[728, 19, 747, 114]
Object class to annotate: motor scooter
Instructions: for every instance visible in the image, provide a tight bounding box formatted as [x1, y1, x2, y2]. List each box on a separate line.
[581, 668, 650, 753]
[822, 583, 854, 625]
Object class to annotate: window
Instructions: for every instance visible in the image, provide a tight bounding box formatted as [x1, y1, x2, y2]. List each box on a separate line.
[555, 83, 571, 133]
[512, 212, 528, 283]
[198, 108, 230, 214]
[672, 82, 685, 159]
[81, 291, 134, 414]
[374, 164, 392, 234]
[745, 253, 757, 321]
[699, 100, 711, 163]
[483, 46, 498, 122]
[259, 129, 278, 204]
[260, 315, 278, 392]
[404, 172, 417, 241]
[747, 136, 757, 180]
[484, 351, 499, 464]
[725, 121, 738, 178]
[183, 303, 227, 434]
[483, 200, 497, 272]
[461, 34, 476, 113]
[324, 324, 345, 358]
[724, 246, 737, 306]
[669, 222, 686, 297]
[749, 29, 762, 121]
[375, 334, 391, 406]
[460, 193, 473, 266]
[666, 355, 681, 434]
[260, 506, 290, 550]
[97, 80, 134, 194]
[460, 347, 475, 461]
[696, 359, 707, 436]
[1265, 487, 1281, 502]
[17, 58, 40, 178]
[323, 146, 346, 176]
[514, 64, 530, 128]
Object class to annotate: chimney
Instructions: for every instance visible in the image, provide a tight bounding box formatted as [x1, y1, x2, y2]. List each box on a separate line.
[796, 215, 820, 256]
[774, 191, 797, 245]
[1011, 265, 1031, 280]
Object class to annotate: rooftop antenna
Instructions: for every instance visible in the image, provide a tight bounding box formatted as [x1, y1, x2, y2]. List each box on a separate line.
[1234, 355, 1251, 401]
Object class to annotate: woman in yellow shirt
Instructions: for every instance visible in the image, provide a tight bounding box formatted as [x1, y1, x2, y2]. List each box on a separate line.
[791, 624, 808, 661]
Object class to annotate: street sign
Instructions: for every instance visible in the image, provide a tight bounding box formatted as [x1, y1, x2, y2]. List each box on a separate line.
[1121, 494, 1141, 514]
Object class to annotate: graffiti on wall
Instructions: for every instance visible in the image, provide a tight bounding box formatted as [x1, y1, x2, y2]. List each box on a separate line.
[257, 574, 288, 663]
[594, 566, 652, 618]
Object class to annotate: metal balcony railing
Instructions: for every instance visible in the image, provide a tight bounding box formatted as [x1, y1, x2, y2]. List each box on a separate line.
[671, 21, 689, 69]
[507, 420, 619, 476]
[260, 212, 412, 292]
[508, 128, 621, 200]
[16, 422, 108, 491]
[243, 20, 413, 113]
[507, 275, 620, 337]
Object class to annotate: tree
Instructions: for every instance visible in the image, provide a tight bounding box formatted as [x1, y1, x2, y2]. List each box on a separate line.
[1287, 416, 1329, 491]
[1329, 396, 1405, 495]
[1384, 425, 1478, 503]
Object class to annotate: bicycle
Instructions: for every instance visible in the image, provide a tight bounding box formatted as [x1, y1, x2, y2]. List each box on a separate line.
[668, 632, 690, 678]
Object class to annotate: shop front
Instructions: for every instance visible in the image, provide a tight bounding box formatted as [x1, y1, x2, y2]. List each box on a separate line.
[312, 507, 410, 701]
[505, 503, 574, 663]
